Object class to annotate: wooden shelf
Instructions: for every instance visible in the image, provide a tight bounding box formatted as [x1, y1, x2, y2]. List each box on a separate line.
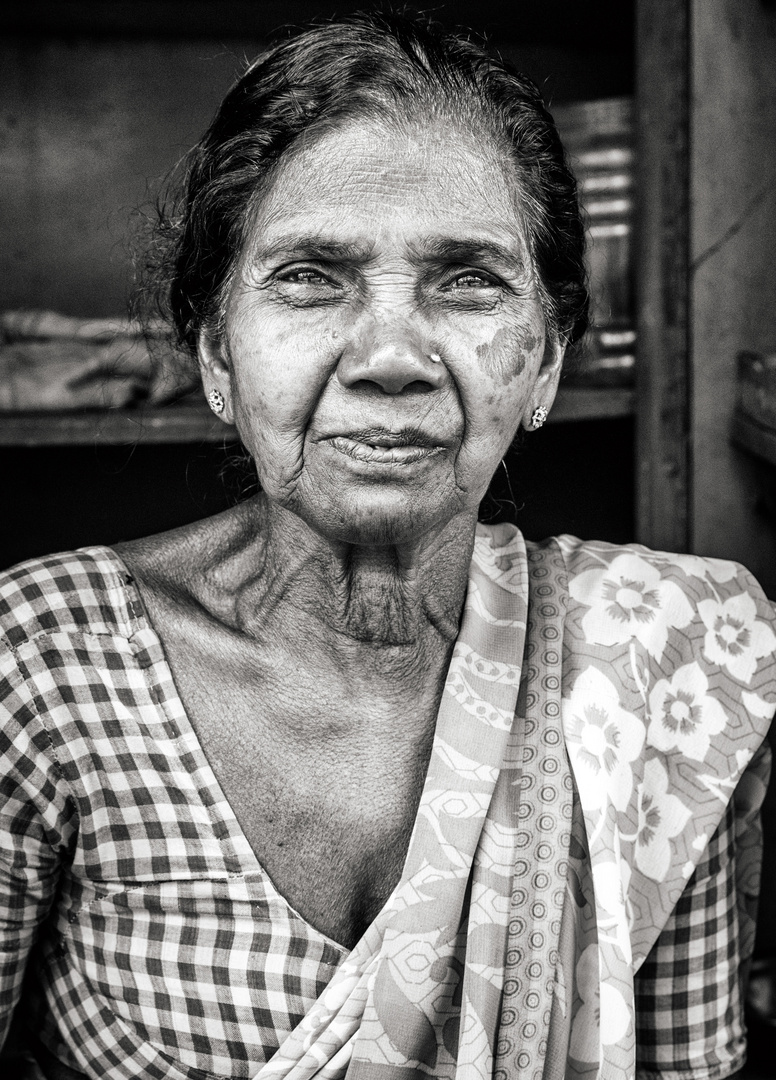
[0, 400, 228, 447]
[0, 386, 635, 447]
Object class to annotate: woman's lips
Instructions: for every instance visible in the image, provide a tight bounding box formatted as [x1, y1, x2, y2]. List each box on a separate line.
[329, 433, 445, 465]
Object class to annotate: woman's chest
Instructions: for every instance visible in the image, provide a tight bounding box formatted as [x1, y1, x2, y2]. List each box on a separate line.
[214, 744, 420, 947]
[172, 656, 436, 949]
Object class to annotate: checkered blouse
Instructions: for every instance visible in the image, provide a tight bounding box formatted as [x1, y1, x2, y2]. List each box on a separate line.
[0, 547, 346, 1079]
[0, 546, 763, 1079]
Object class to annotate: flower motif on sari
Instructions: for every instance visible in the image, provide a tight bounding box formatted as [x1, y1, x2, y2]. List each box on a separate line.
[569, 552, 694, 660]
[647, 662, 728, 761]
[592, 859, 634, 963]
[569, 944, 631, 1065]
[671, 552, 740, 584]
[698, 592, 776, 683]
[742, 690, 776, 720]
[633, 758, 692, 881]
[563, 666, 645, 811]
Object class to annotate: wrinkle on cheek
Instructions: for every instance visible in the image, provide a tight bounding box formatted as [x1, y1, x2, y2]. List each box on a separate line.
[475, 324, 542, 386]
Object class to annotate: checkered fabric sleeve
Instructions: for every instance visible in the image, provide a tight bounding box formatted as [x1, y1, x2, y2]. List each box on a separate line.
[634, 797, 746, 1080]
[0, 607, 76, 1047]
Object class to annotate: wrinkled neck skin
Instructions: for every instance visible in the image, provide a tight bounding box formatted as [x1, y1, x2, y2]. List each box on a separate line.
[223, 494, 475, 666]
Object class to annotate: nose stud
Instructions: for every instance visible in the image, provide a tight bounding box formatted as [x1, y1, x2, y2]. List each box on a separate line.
[428, 353, 442, 364]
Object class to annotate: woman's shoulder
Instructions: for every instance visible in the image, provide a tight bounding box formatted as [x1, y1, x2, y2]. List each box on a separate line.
[553, 533, 763, 592]
[476, 525, 773, 619]
[114, 502, 260, 622]
[0, 505, 250, 651]
[548, 535, 776, 966]
[0, 545, 138, 649]
[551, 532, 776, 680]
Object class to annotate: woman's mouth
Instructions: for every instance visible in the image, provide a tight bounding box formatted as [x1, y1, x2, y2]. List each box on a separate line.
[329, 432, 445, 465]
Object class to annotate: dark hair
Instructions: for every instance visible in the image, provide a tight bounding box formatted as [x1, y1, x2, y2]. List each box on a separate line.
[154, 11, 588, 360]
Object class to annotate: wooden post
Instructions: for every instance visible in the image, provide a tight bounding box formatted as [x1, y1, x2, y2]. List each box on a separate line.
[634, 0, 691, 552]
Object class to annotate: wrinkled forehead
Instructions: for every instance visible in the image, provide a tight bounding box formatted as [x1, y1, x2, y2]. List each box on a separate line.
[239, 114, 532, 267]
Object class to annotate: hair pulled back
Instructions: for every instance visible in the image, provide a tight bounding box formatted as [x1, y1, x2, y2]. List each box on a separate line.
[157, 12, 588, 360]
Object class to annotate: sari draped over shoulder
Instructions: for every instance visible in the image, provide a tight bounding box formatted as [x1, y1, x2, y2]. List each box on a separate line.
[254, 526, 776, 1080]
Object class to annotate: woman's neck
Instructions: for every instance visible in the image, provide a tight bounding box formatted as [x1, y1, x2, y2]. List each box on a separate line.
[220, 495, 477, 656]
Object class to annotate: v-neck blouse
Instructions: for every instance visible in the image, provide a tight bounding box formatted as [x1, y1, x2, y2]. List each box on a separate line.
[0, 545, 346, 1079]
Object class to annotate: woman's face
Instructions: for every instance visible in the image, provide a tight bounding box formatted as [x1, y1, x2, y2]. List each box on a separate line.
[201, 118, 563, 545]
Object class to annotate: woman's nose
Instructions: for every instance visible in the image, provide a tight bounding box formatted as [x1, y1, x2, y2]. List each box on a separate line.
[336, 327, 447, 395]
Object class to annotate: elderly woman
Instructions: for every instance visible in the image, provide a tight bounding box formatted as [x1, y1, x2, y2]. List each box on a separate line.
[1, 14, 774, 1080]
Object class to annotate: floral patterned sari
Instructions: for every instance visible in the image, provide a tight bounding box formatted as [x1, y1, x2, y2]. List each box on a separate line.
[255, 525, 775, 1080]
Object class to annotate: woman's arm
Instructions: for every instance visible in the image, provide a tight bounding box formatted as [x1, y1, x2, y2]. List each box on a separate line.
[634, 739, 770, 1080]
[0, 643, 70, 1046]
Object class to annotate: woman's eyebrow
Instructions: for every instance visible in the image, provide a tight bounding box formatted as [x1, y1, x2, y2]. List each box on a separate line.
[251, 235, 373, 263]
[412, 237, 527, 272]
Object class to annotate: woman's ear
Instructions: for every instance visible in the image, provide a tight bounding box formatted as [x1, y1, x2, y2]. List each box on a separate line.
[197, 328, 234, 424]
[520, 337, 566, 431]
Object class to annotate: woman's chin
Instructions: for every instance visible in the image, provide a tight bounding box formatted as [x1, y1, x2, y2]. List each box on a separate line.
[288, 491, 464, 549]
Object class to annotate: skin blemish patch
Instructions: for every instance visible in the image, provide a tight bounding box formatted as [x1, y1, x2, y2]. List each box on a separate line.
[476, 326, 538, 386]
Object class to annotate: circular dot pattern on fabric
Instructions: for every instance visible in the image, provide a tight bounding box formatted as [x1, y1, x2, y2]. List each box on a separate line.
[495, 539, 573, 1080]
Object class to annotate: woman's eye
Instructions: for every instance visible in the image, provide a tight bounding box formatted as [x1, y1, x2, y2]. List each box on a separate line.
[272, 266, 342, 304]
[448, 271, 498, 290]
[277, 268, 329, 285]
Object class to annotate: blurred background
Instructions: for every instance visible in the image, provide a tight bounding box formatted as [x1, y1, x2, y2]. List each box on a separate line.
[1, 1, 776, 1074]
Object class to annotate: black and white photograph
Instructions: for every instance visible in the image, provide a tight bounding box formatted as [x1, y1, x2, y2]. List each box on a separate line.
[1, 3, 775, 1078]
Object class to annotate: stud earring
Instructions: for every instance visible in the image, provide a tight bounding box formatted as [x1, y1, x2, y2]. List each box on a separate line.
[530, 405, 548, 429]
[208, 388, 225, 415]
